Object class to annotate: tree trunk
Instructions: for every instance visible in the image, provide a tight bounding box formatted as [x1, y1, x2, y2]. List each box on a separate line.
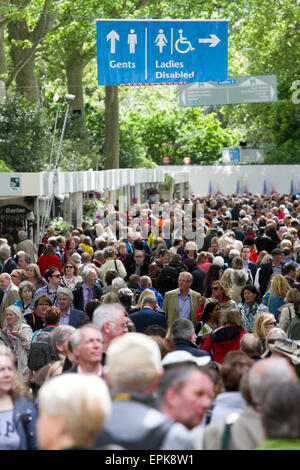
[7, 18, 40, 103]
[0, 26, 6, 76]
[104, 85, 119, 169]
[65, 57, 89, 150]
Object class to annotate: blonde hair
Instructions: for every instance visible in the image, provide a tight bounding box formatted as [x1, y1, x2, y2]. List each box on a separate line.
[253, 313, 276, 340]
[280, 240, 292, 249]
[100, 291, 120, 305]
[284, 288, 300, 304]
[0, 345, 31, 400]
[232, 257, 244, 270]
[256, 251, 268, 266]
[211, 280, 231, 300]
[221, 308, 244, 329]
[136, 288, 155, 309]
[38, 374, 111, 449]
[45, 360, 64, 382]
[221, 268, 234, 290]
[269, 275, 291, 300]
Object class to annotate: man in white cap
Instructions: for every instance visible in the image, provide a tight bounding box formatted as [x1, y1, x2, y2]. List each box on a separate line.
[95, 332, 194, 450]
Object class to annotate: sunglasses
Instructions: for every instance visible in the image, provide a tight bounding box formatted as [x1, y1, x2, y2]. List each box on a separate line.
[52, 274, 62, 278]
[212, 286, 220, 291]
[266, 321, 277, 327]
[65, 266, 74, 269]
[11, 274, 20, 278]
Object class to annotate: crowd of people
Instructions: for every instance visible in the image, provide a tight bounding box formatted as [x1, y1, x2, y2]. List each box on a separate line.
[0, 191, 300, 451]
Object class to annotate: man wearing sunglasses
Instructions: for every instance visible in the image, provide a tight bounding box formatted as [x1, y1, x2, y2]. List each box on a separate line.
[33, 267, 63, 307]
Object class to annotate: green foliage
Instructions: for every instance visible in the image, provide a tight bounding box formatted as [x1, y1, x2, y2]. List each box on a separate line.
[0, 95, 51, 171]
[130, 103, 240, 165]
[48, 217, 69, 236]
[1, 0, 300, 170]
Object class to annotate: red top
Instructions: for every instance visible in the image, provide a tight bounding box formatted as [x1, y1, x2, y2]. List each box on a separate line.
[37, 254, 62, 278]
[201, 325, 246, 364]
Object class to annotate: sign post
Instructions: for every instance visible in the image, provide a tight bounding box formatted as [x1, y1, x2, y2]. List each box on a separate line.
[178, 74, 278, 106]
[96, 19, 228, 86]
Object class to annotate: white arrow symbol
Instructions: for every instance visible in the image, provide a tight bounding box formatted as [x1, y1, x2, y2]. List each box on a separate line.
[106, 30, 119, 54]
[198, 34, 220, 47]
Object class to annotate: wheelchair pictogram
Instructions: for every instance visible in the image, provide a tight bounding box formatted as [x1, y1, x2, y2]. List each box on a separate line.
[175, 29, 195, 53]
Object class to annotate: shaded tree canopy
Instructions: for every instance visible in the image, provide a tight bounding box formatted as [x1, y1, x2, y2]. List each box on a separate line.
[0, 0, 298, 172]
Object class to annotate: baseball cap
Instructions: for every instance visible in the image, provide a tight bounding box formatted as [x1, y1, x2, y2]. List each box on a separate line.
[162, 350, 211, 368]
[106, 333, 163, 383]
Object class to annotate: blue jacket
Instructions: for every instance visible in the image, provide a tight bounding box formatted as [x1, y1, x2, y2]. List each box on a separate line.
[14, 396, 38, 450]
[140, 287, 164, 309]
[262, 292, 285, 322]
[68, 308, 88, 328]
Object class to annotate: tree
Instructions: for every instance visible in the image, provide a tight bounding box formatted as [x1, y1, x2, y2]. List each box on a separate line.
[3, 0, 57, 103]
[0, 95, 51, 171]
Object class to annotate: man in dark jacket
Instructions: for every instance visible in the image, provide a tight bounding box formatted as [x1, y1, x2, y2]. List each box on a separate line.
[156, 254, 185, 297]
[170, 318, 210, 359]
[57, 288, 88, 327]
[255, 227, 275, 254]
[72, 268, 103, 311]
[258, 248, 285, 296]
[124, 249, 150, 279]
[182, 258, 205, 295]
[129, 295, 167, 333]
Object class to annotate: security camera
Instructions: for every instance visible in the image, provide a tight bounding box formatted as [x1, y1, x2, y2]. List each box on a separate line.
[65, 94, 75, 101]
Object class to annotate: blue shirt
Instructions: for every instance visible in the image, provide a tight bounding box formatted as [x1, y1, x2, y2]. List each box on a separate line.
[59, 309, 71, 325]
[178, 290, 191, 320]
[82, 283, 94, 309]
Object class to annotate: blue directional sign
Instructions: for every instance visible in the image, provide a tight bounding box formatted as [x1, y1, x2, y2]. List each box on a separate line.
[96, 19, 228, 86]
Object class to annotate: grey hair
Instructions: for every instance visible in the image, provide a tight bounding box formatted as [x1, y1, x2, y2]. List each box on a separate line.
[0, 244, 11, 256]
[111, 277, 126, 292]
[103, 246, 117, 258]
[229, 249, 240, 260]
[19, 280, 36, 297]
[93, 250, 104, 261]
[26, 263, 41, 278]
[170, 318, 195, 341]
[261, 382, 300, 439]
[248, 357, 297, 411]
[93, 303, 126, 332]
[18, 253, 31, 264]
[117, 287, 134, 302]
[69, 324, 103, 354]
[51, 325, 76, 352]
[81, 267, 97, 281]
[157, 364, 199, 405]
[0, 272, 11, 281]
[141, 295, 158, 307]
[57, 287, 74, 301]
[232, 269, 248, 286]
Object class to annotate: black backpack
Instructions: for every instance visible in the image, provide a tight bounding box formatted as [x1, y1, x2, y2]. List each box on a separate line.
[95, 417, 174, 450]
[28, 328, 56, 372]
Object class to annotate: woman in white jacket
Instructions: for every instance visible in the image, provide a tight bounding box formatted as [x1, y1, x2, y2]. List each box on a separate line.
[98, 246, 127, 286]
[2, 305, 32, 383]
